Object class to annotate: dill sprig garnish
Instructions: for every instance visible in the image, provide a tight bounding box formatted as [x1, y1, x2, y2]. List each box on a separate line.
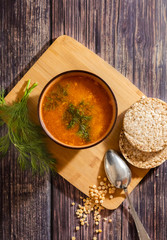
[44, 84, 68, 111]
[63, 101, 92, 142]
[0, 80, 56, 174]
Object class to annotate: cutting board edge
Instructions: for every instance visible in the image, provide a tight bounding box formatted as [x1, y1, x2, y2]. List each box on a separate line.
[55, 35, 145, 96]
[3, 35, 152, 210]
[60, 167, 150, 210]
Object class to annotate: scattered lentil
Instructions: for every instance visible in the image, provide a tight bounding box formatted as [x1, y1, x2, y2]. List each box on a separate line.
[73, 175, 116, 239]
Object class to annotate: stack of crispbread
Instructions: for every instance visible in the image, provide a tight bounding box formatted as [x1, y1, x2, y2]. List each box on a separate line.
[119, 97, 167, 168]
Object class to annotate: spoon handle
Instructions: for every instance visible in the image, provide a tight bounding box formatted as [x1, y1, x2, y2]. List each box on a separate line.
[124, 189, 151, 240]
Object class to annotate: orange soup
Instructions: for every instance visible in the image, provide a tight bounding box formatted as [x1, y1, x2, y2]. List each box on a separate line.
[40, 75, 114, 147]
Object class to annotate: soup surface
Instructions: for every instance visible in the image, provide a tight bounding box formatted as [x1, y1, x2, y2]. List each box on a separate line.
[41, 76, 113, 146]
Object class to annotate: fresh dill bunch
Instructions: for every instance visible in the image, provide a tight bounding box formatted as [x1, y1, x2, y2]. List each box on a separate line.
[0, 80, 56, 175]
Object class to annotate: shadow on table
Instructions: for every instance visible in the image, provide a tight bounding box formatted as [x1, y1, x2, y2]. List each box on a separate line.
[4, 39, 57, 96]
[51, 160, 155, 240]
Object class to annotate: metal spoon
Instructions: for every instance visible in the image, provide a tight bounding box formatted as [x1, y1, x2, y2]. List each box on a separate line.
[104, 150, 151, 240]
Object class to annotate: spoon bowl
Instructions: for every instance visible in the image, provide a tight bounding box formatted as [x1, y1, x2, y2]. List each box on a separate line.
[104, 149, 150, 240]
[104, 149, 131, 189]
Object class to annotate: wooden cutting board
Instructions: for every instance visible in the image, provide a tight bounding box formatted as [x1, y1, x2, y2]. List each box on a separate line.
[5, 35, 149, 210]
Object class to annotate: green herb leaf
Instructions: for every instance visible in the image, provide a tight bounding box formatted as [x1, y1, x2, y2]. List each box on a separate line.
[0, 134, 10, 156]
[0, 80, 56, 175]
[63, 101, 92, 142]
[44, 84, 68, 111]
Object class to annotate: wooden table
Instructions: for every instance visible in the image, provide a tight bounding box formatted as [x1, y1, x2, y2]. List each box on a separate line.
[1, 1, 167, 240]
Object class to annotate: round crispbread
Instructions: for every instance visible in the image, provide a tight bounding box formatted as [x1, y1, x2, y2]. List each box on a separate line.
[123, 97, 167, 152]
[119, 130, 167, 169]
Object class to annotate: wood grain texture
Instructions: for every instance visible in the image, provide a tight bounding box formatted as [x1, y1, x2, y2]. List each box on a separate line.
[0, 1, 51, 240]
[52, 0, 167, 240]
[1, 0, 167, 240]
[3, 35, 149, 210]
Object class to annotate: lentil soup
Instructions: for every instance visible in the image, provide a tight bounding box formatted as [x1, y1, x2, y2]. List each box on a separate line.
[39, 72, 117, 147]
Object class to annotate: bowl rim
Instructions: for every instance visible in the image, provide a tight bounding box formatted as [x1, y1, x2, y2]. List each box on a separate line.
[38, 70, 118, 149]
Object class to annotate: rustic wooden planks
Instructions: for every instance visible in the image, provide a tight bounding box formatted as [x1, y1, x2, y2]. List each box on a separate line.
[0, 1, 51, 240]
[52, 1, 167, 240]
[1, 0, 167, 240]
[4, 35, 149, 209]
